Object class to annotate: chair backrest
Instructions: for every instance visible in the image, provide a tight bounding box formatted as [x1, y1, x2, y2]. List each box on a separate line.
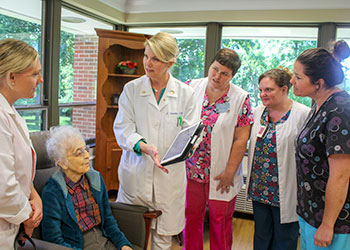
[30, 130, 60, 196]
[110, 202, 147, 249]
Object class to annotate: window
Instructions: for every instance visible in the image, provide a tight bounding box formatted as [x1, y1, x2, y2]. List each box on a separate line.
[0, 0, 44, 131]
[222, 26, 318, 107]
[129, 27, 206, 82]
[59, 7, 113, 139]
[336, 27, 350, 93]
[18, 110, 44, 131]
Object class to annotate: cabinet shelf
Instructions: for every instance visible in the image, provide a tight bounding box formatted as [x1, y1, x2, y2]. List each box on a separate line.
[95, 29, 148, 191]
[107, 105, 119, 109]
[108, 73, 142, 78]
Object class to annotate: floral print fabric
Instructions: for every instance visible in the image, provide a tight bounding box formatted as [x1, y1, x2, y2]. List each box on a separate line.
[296, 91, 350, 234]
[248, 108, 291, 207]
[186, 86, 253, 183]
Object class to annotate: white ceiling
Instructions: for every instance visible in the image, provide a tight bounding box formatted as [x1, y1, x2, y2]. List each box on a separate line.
[2, 0, 350, 36]
[99, 0, 350, 14]
[129, 26, 321, 40]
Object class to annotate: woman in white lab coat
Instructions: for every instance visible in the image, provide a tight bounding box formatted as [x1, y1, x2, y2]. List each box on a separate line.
[114, 32, 198, 250]
[0, 39, 43, 249]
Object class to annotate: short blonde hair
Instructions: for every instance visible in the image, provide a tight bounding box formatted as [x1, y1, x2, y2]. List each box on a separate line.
[0, 39, 38, 80]
[144, 32, 179, 63]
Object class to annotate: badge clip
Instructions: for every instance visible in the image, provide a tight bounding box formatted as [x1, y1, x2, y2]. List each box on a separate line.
[257, 125, 267, 138]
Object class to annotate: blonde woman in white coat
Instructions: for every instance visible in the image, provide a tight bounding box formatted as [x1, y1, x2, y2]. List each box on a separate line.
[114, 32, 198, 250]
[247, 68, 310, 250]
[0, 39, 43, 249]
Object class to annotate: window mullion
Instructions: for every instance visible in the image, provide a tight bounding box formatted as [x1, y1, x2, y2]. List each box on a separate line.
[42, 0, 61, 128]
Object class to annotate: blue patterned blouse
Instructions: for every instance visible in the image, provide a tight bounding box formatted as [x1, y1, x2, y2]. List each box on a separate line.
[248, 107, 291, 207]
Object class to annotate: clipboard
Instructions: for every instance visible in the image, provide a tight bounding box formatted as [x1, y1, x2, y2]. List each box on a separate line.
[160, 121, 204, 166]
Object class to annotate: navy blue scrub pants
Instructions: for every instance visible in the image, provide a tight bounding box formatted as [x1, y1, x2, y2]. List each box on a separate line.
[253, 201, 299, 250]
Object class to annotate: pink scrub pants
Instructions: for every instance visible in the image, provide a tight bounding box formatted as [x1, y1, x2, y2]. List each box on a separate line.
[183, 179, 237, 250]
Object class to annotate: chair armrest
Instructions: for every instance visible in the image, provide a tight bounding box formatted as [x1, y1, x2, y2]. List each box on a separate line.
[142, 210, 162, 249]
[19, 238, 74, 250]
[110, 201, 162, 250]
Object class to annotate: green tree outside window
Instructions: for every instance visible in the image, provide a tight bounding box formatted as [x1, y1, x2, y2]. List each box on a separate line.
[222, 39, 316, 107]
[171, 39, 205, 82]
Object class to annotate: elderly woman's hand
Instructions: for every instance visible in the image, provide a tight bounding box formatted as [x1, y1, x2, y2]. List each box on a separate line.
[140, 143, 168, 174]
[121, 245, 133, 250]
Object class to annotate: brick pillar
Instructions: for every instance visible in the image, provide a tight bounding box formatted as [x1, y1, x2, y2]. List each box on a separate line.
[72, 35, 98, 139]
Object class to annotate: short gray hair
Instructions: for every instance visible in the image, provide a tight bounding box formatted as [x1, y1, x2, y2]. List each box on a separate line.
[46, 126, 85, 165]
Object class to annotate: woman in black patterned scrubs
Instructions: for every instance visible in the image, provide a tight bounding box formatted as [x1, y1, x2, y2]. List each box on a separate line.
[291, 42, 350, 250]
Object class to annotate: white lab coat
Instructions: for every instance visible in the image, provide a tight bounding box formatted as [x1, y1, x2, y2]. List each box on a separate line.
[246, 101, 310, 223]
[189, 78, 249, 201]
[114, 74, 199, 235]
[0, 93, 35, 249]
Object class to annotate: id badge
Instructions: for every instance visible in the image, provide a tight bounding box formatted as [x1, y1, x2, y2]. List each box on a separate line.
[257, 125, 267, 138]
[217, 102, 230, 113]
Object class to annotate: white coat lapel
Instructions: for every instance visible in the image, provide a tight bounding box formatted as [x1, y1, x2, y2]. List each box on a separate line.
[11, 108, 37, 175]
[158, 76, 177, 111]
[10, 111, 31, 147]
[140, 77, 158, 110]
[0, 94, 31, 146]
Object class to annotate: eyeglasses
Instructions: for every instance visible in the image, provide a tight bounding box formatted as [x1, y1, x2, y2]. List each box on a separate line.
[70, 146, 90, 157]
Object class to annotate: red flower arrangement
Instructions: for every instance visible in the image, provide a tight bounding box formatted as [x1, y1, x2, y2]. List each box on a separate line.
[117, 60, 137, 70]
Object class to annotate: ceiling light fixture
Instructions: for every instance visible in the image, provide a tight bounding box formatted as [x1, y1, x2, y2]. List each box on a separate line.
[62, 16, 86, 23]
[160, 29, 184, 34]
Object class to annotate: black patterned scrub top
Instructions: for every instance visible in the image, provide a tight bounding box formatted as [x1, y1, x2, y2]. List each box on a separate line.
[296, 91, 350, 234]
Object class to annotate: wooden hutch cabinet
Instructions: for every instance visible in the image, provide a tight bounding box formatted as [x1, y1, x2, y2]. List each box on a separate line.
[94, 29, 149, 191]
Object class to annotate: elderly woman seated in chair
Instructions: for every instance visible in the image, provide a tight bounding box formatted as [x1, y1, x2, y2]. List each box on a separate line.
[41, 126, 133, 250]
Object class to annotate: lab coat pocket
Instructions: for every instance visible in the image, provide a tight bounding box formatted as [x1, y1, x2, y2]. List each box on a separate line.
[118, 153, 139, 195]
[163, 116, 181, 148]
[0, 225, 18, 250]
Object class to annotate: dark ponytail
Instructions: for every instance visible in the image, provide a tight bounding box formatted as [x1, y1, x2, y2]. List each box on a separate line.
[330, 40, 350, 62]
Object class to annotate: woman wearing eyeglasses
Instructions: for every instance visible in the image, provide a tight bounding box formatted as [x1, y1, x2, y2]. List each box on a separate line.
[246, 68, 310, 250]
[41, 126, 132, 250]
[183, 48, 253, 250]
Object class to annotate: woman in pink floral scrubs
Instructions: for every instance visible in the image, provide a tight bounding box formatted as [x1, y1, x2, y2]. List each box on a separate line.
[183, 48, 253, 250]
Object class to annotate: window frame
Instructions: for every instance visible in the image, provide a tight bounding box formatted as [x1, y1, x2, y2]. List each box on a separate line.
[9, 0, 117, 132]
[6, 0, 350, 131]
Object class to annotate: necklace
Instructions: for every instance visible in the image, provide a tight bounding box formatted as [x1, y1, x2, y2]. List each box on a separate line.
[152, 87, 166, 93]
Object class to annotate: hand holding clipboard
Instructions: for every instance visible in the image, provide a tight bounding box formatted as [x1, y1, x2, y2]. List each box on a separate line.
[160, 121, 204, 166]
